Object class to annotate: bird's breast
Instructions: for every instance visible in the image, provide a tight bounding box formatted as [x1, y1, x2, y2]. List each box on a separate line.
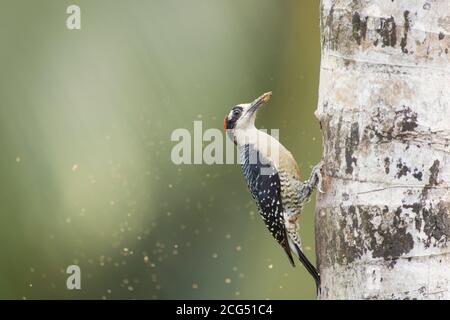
[278, 170, 302, 216]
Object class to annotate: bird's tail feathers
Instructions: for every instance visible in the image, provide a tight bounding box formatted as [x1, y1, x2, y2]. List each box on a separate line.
[293, 243, 321, 293]
[282, 245, 296, 267]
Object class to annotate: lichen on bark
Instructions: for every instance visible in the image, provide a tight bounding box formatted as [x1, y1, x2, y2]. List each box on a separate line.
[315, 0, 450, 300]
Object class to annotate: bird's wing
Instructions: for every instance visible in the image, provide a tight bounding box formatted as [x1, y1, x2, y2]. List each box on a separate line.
[255, 130, 302, 180]
[241, 144, 295, 266]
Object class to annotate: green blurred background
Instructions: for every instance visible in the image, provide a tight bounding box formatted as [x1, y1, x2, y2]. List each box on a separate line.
[0, 0, 321, 299]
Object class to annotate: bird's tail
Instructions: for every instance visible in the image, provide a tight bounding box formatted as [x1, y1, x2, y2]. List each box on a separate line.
[293, 243, 321, 294]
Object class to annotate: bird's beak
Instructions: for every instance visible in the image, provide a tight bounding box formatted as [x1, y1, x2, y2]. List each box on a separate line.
[247, 91, 272, 114]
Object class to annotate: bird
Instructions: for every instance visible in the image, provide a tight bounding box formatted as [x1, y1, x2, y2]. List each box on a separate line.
[224, 91, 323, 290]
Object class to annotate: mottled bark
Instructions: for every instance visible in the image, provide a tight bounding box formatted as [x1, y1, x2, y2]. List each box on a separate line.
[315, 0, 450, 299]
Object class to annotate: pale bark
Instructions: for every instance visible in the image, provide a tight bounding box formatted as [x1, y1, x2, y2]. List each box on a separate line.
[315, 0, 450, 299]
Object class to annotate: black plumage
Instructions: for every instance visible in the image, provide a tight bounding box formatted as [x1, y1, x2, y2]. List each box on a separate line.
[240, 144, 295, 266]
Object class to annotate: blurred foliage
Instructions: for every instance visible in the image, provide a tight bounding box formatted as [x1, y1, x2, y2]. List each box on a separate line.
[0, 0, 321, 299]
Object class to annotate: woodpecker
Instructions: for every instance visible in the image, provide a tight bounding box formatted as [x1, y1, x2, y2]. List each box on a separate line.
[224, 92, 323, 290]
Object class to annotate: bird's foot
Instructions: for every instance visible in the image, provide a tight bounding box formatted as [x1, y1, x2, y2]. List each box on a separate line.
[311, 161, 325, 194]
[298, 161, 325, 204]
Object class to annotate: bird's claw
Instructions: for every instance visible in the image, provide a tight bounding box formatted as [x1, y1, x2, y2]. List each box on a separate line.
[312, 161, 325, 194]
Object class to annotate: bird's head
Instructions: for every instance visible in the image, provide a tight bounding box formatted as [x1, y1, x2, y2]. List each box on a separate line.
[224, 91, 272, 140]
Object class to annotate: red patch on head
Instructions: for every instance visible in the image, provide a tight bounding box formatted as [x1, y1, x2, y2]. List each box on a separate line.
[223, 116, 228, 131]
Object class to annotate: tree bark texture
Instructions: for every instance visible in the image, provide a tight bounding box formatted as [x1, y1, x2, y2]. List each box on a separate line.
[315, 0, 450, 299]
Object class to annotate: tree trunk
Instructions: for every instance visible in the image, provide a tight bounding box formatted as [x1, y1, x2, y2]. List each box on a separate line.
[315, 0, 450, 299]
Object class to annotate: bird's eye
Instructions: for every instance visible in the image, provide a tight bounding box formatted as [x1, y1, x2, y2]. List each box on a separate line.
[233, 109, 241, 116]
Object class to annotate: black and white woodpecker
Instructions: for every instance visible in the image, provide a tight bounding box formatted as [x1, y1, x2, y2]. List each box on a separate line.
[224, 92, 323, 289]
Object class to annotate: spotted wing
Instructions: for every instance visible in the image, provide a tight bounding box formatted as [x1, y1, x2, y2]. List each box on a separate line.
[240, 144, 295, 266]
